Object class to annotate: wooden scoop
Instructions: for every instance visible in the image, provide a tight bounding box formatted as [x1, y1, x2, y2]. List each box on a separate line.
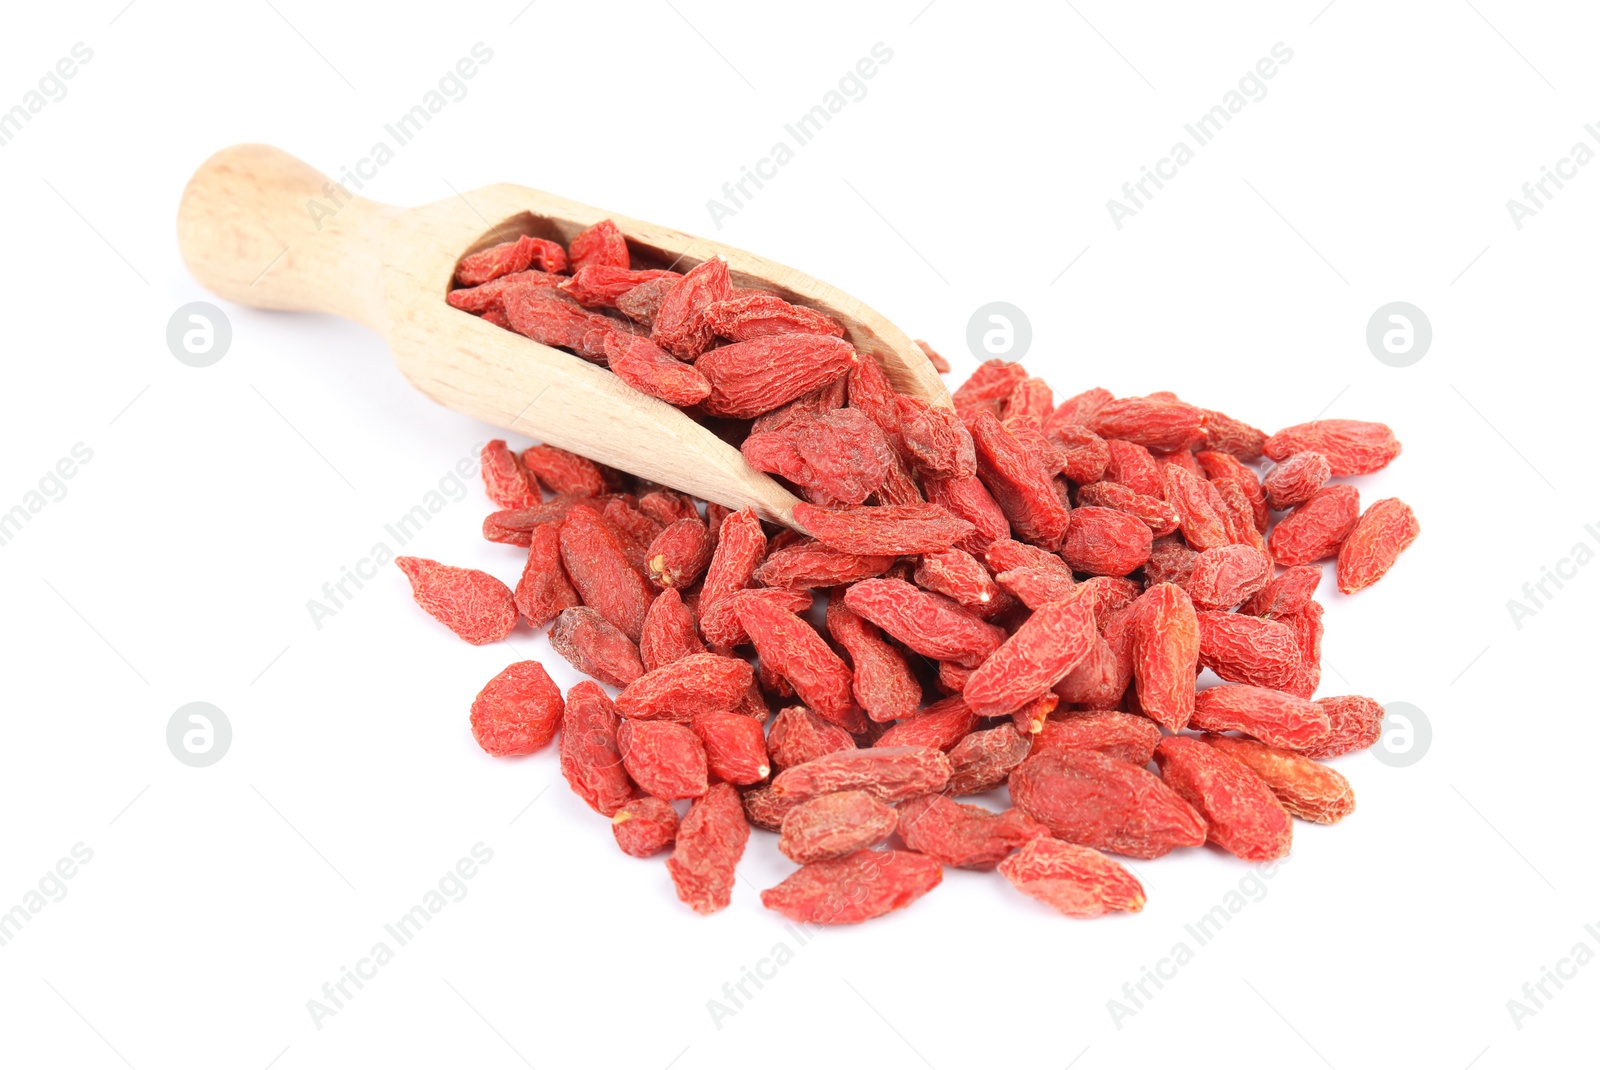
[175, 144, 951, 528]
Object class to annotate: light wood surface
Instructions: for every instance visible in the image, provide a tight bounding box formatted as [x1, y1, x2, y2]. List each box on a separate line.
[175, 144, 952, 528]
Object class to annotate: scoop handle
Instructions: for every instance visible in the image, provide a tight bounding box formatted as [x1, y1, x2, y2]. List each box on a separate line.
[176, 144, 400, 331]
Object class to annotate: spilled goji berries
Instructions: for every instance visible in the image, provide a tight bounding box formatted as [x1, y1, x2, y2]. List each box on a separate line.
[399, 221, 1419, 924]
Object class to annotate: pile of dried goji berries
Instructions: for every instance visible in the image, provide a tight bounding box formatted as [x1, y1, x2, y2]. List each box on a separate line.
[397, 221, 1420, 923]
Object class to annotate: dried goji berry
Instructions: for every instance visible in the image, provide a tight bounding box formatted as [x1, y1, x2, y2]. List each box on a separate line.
[754, 542, 895, 589]
[521, 444, 616, 498]
[998, 838, 1146, 918]
[455, 234, 566, 286]
[560, 265, 680, 308]
[736, 595, 858, 727]
[772, 745, 952, 803]
[1199, 734, 1355, 824]
[513, 523, 581, 627]
[761, 849, 942, 925]
[483, 495, 602, 546]
[1239, 564, 1322, 619]
[396, 556, 517, 645]
[559, 681, 633, 816]
[964, 600, 1096, 718]
[843, 578, 1006, 668]
[1196, 450, 1268, 531]
[612, 796, 679, 857]
[602, 333, 713, 407]
[1191, 684, 1331, 750]
[645, 516, 713, 590]
[1046, 387, 1114, 431]
[1154, 736, 1292, 861]
[568, 219, 630, 273]
[914, 548, 1000, 611]
[637, 489, 700, 527]
[616, 275, 678, 329]
[1263, 451, 1332, 511]
[952, 358, 1028, 411]
[700, 587, 812, 651]
[1088, 397, 1205, 452]
[1196, 610, 1302, 692]
[877, 695, 980, 750]
[778, 790, 900, 863]
[922, 474, 1012, 554]
[692, 710, 770, 785]
[824, 597, 921, 723]
[1129, 582, 1199, 732]
[700, 506, 767, 613]
[617, 718, 708, 800]
[1033, 710, 1161, 766]
[1009, 749, 1206, 859]
[1280, 601, 1324, 699]
[1302, 695, 1384, 759]
[741, 783, 800, 832]
[616, 652, 754, 721]
[667, 782, 749, 914]
[640, 588, 706, 672]
[558, 504, 653, 642]
[894, 394, 977, 480]
[549, 606, 645, 688]
[898, 794, 1049, 869]
[503, 287, 620, 362]
[706, 291, 845, 341]
[1060, 507, 1153, 576]
[480, 439, 540, 510]
[696, 334, 857, 418]
[1185, 544, 1274, 611]
[1336, 497, 1419, 593]
[1264, 419, 1401, 476]
[1103, 439, 1164, 497]
[914, 339, 951, 373]
[1268, 484, 1360, 567]
[967, 410, 1072, 547]
[767, 705, 857, 770]
[1162, 465, 1231, 552]
[1075, 481, 1179, 536]
[944, 724, 1034, 795]
[470, 661, 564, 757]
[793, 502, 974, 556]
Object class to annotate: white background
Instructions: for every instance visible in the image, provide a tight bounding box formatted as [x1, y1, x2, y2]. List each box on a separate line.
[1, 1, 1594, 1067]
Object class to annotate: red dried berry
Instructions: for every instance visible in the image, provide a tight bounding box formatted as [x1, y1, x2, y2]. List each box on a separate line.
[767, 705, 857, 770]
[894, 395, 977, 480]
[1191, 684, 1332, 750]
[771, 746, 952, 803]
[824, 597, 921, 724]
[967, 410, 1072, 547]
[761, 849, 942, 925]
[964, 600, 1096, 718]
[1129, 582, 1199, 732]
[843, 578, 1006, 668]
[1075, 481, 1180, 536]
[1060, 507, 1153, 576]
[612, 797, 680, 858]
[1008, 749, 1207, 859]
[1033, 710, 1162, 766]
[877, 695, 980, 750]
[618, 719, 709, 800]
[558, 505, 654, 642]
[1196, 611, 1302, 692]
[514, 524, 581, 628]
[1336, 497, 1419, 593]
[1199, 734, 1355, 824]
[548, 606, 645, 688]
[559, 682, 632, 816]
[739, 598, 860, 728]
[999, 838, 1147, 918]
[953, 359, 1028, 411]
[914, 339, 951, 373]
[616, 275, 678, 329]
[480, 439, 540, 510]
[705, 291, 845, 341]
[667, 782, 749, 914]
[697, 334, 857, 418]
[560, 265, 679, 308]
[1263, 451, 1332, 510]
[395, 556, 517, 645]
[456, 234, 565, 286]
[470, 661, 564, 757]
[521, 444, 615, 498]
[944, 724, 1034, 795]
[1268, 484, 1360, 567]
[700, 506, 767, 613]
[793, 502, 974, 556]
[1154, 736, 1293, 861]
[1185, 544, 1274, 611]
[754, 543, 895, 589]
[779, 790, 900, 863]
[898, 794, 1049, 869]
[568, 219, 630, 273]
[1303, 695, 1385, 759]
[639, 588, 707, 672]
[692, 710, 771, 785]
[1199, 408, 1267, 461]
[1239, 564, 1322, 619]
[616, 652, 754, 721]
[1162, 465, 1232, 551]
[602, 333, 713, 407]
[1265, 419, 1401, 476]
[1088, 397, 1206, 452]
[645, 517, 714, 590]
[1103, 439, 1165, 497]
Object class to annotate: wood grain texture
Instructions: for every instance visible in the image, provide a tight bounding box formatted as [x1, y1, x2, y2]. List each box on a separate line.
[177, 144, 951, 527]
